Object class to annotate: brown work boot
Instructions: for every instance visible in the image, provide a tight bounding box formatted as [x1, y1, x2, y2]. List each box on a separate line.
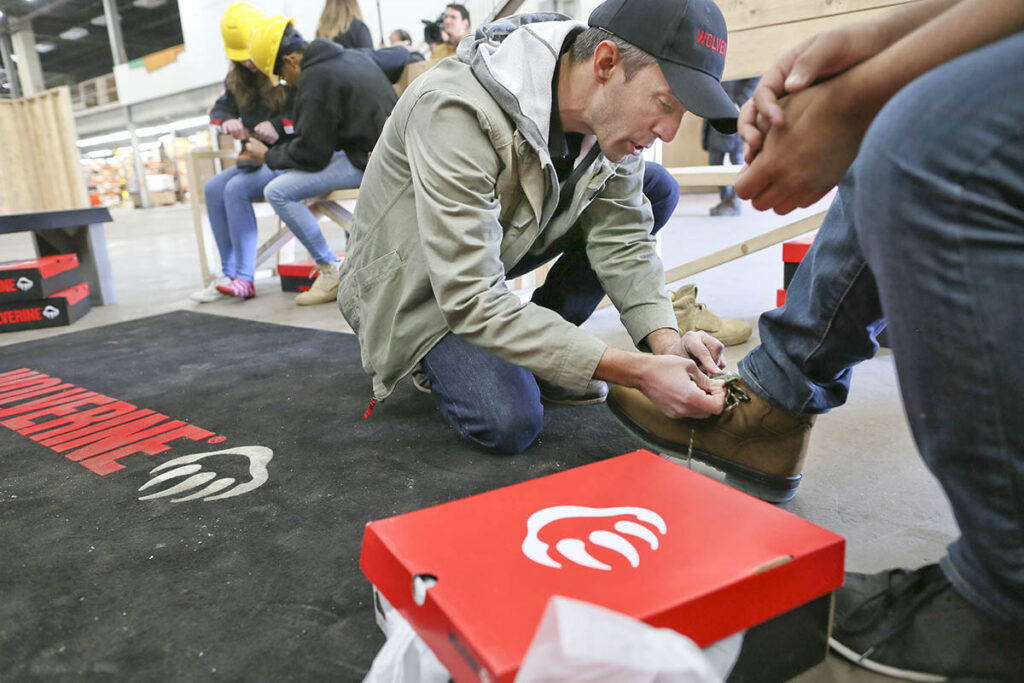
[606, 377, 815, 503]
[673, 284, 752, 346]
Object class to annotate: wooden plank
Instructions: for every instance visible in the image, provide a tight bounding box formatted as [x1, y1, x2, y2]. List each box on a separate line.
[724, 5, 905, 80]
[663, 210, 826, 284]
[718, 0, 912, 32]
[667, 165, 742, 187]
[39, 91, 75, 209]
[596, 211, 826, 310]
[54, 86, 89, 209]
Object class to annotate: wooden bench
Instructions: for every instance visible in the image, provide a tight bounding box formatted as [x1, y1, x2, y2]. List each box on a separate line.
[0, 207, 117, 305]
[186, 148, 360, 286]
[187, 150, 825, 298]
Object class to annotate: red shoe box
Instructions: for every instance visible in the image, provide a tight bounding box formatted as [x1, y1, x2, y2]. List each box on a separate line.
[0, 282, 91, 333]
[362, 450, 845, 683]
[0, 255, 83, 303]
[278, 255, 344, 292]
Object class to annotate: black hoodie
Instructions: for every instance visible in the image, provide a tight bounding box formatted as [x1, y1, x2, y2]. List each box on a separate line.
[265, 39, 397, 172]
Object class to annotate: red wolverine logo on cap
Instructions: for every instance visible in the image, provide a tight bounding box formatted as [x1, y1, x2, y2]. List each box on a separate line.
[696, 29, 727, 56]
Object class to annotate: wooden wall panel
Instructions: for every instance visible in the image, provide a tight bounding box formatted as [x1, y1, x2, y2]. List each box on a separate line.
[718, 0, 909, 32]
[0, 86, 88, 214]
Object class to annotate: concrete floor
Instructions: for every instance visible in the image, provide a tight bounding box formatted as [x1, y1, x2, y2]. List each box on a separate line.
[0, 197, 958, 681]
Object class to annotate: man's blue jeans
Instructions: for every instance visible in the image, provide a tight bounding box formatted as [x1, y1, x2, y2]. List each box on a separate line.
[740, 33, 1024, 624]
[204, 163, 282, 282]
[263, 150, 363, 265]
[421, 162, 680, 454]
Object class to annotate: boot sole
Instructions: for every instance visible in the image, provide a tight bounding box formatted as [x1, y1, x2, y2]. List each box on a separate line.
[607, 398, 800, 504]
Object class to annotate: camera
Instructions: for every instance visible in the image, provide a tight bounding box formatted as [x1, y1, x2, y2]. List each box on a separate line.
[421, 13, 445, 46]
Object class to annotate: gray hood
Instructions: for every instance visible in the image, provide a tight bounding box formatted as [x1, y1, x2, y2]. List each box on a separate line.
[456, 13, 590, 166]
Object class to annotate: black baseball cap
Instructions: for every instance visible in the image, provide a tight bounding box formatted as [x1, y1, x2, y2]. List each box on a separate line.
[589, 0, 738, 133]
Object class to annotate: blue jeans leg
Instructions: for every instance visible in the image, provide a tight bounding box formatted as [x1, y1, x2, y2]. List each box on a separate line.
[205, 165, 243, 278]
[222, 164, 281, 282]
[738, 167, 886, 415]
[263, 151, 362, 265]
[855, 33, 1024, 624]
[709, 138, 742, 199]
[522, 161, 679, 324]
[419, 332, 543, 455]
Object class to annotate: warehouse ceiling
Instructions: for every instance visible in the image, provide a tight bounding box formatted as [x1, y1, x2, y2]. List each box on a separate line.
[0, 0, 184, 89]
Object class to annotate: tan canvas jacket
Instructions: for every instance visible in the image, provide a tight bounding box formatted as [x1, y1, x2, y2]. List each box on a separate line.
[338, 16, 678, 401]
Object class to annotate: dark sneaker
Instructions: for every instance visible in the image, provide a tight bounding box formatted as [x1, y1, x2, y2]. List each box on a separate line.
[710, 198, 741, 216]
[831, 564, 1024, 681]
[538, 378, 609, 406]
[606, 377, 813, 503]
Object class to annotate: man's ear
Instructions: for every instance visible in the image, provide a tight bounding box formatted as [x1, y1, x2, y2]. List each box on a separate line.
[592, 40, 621, 85]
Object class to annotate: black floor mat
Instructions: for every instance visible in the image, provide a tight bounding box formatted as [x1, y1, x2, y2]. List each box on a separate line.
[0, 311, 641, 680]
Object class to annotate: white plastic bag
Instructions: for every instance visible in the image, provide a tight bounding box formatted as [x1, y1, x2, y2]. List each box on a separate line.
[514, 596, 740, 683]
[362, 599, 449, 683]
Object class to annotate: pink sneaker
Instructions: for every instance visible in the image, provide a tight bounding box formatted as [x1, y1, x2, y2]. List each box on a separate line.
[215, 278, 255, 299]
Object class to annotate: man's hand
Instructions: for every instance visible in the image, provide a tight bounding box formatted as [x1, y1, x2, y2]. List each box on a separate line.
[243, 139, 268, 164]
[735, 77, 868, 214]
[645, 328, 726, 376]
[635, 354, 726, 419]
[253, 121, 279, 144]
[222, 118, 248, 140]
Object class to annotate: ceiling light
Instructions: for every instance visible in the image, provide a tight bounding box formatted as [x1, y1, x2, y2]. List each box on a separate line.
[36, 42, 55, 53]
[60, 27, 89, 41]
[133, 0, 167, 8]
[91, 15, 107, 26]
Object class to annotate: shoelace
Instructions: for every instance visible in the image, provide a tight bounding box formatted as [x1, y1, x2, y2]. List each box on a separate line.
[838, 564, 949, 659]
[684, 375, 749, 463]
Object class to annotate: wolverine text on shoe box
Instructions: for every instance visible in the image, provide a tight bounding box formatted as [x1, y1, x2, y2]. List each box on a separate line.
[0, 282, 91, 333]
[361, 449, 846, 683]
[0, 255, 84, 303]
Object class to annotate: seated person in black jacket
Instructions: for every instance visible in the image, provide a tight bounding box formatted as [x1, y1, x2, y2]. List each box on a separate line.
[244, 17, 397, 306]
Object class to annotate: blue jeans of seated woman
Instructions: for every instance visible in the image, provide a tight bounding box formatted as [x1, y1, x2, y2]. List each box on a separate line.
[421, 162, 680, 455]
[263, 150, 363, 265]
[740, 33, 1024, 624]
[205, 163, 282, 282]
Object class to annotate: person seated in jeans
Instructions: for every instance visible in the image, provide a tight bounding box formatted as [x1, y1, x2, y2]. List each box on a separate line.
[243, 17, 397, 305]
[338, 0, 745, 454]
[191, 1, 291, 303]
[608, 1, 1024, 679]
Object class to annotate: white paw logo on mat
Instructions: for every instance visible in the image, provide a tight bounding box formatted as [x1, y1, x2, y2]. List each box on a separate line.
[41, 306, 60, 320]
[138, 446, 273, 503]
[16, 277, 33, 292]
[522, 505, 666, 571]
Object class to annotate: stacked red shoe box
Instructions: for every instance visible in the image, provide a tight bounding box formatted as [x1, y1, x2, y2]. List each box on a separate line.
[0, 255, 90, 333]
[278, 255, 345, 292]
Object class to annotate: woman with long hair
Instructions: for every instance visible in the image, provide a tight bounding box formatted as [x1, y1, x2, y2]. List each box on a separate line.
[315, 0, 372, 49]
[191, 2, 291, 302]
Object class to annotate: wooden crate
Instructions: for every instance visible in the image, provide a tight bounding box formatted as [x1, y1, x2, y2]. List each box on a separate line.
[0, 86, 89, 214]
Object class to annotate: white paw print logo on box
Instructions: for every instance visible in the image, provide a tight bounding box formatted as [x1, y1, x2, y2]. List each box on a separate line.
[522, 505, 666, 571]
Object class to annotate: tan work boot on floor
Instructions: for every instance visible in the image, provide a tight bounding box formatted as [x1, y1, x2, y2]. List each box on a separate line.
[606, 376, 815, 503]
[673, 284, 752, 346]
[295, 262, 340, 305]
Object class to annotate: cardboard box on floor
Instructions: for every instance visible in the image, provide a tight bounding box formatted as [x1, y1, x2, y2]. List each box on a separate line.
[0, 281, 90, 332]
[0, 254, 83, 303]
[278, 256, 345, 292]
[362, 450, 845, 683]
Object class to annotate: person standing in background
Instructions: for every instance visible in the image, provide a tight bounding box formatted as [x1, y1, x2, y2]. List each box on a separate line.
[703, 77, 758, 216]
[316, 0, 372, 49]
